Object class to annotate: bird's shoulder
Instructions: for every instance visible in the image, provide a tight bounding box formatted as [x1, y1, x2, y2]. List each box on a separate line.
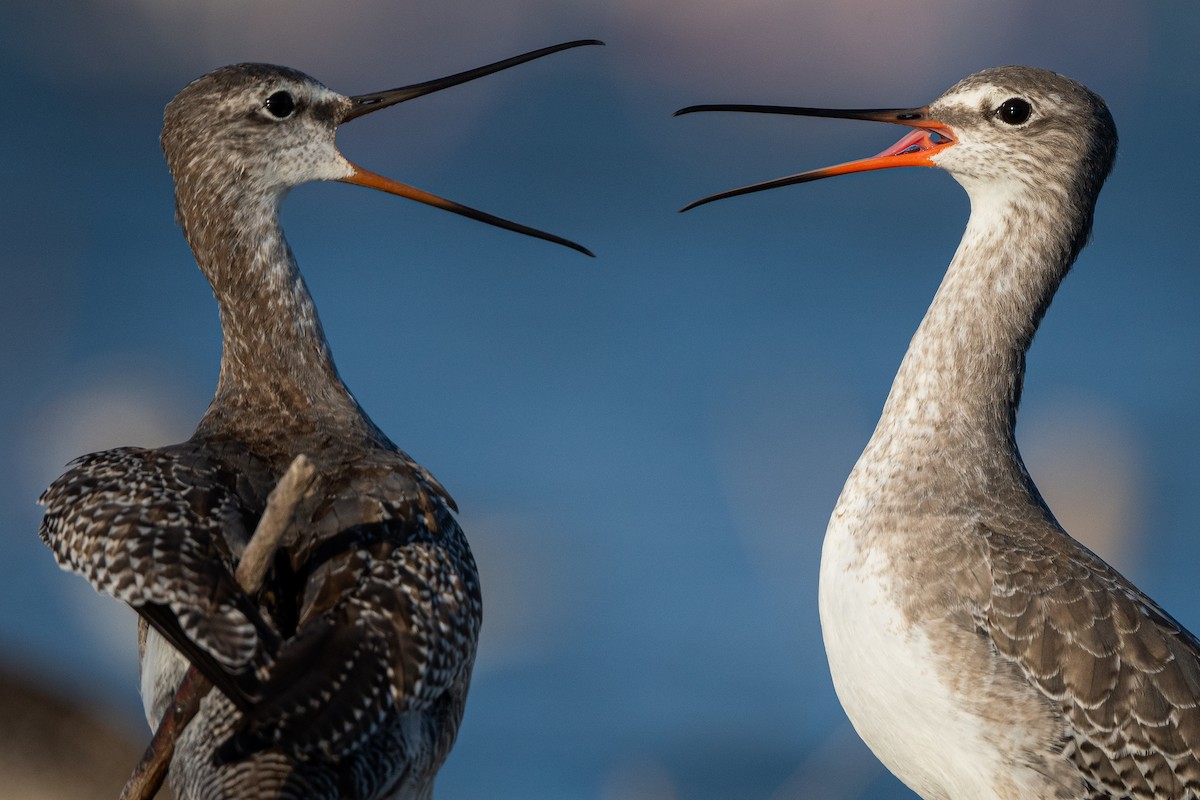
[220, 450, 481, 763]
[39, 441, 278, 701]
[40, 440, 272, 549]
[974, 516, 1200, 797]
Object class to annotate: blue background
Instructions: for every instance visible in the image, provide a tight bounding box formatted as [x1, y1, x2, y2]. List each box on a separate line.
[3, 2, 1199, 797]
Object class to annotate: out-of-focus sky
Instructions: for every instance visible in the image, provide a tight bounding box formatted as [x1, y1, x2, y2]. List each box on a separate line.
[2, 2, 1199, 798]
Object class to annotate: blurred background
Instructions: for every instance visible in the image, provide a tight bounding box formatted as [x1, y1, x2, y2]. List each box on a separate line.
[2, 1, 1199, 797]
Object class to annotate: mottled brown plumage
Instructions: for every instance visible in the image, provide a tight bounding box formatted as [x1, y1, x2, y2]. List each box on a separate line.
[40, 42, 596, 800]
[681, 66, 1200, 798]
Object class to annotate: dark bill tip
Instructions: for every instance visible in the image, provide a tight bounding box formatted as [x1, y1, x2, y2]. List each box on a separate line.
[674, 104, 931, 125]
[346, 39, 604, 121]
[340, 166, 593, 257]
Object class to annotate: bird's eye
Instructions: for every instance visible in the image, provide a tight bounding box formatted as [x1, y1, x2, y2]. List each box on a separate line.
[996, 98, 1032, 125]
[264, 91, 296, 119]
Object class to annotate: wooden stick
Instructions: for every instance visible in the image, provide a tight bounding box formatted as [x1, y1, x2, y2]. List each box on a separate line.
[236, 455, 316, 588]
[117, 665, 209, 800]
[118, 455, 316, 800]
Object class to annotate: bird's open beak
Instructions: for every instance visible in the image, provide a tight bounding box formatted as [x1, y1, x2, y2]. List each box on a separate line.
[338, 40, 602, 256]
[674, 104, 956, 212]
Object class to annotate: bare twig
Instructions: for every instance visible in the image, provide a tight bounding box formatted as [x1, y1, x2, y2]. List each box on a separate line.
[237, 455, 316, 588]
[119, 454, 316, 800]
[118, 666, 210, 800]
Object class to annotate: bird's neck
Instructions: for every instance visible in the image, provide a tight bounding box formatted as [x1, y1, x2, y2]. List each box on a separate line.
[868, 181, 1090, 483]
[177, 187, 365, 438]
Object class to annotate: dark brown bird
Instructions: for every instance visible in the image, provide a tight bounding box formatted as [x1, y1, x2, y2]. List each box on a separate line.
[680, 67, 1200, 799]
[39, 40, 598, 800]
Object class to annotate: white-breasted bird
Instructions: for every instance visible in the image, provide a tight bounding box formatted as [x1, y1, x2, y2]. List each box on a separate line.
[680, 66, 1200, 799]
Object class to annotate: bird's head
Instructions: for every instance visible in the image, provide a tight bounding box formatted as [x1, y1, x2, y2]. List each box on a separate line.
[162, 41, 602, 255]
[163, 64, 352, 195]
[676, 65, 1117, 214]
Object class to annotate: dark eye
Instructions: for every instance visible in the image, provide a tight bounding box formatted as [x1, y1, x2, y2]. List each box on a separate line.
[264, 91, 296, 119]
[996, 98, 1032, 125]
